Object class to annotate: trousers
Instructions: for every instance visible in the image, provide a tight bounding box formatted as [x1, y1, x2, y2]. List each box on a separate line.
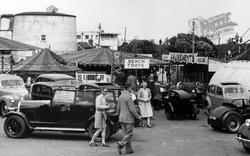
[119, 123, 134, 152]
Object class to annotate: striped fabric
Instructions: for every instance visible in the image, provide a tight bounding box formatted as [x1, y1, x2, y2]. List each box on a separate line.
[13, 48, 80, 72]
[61, 48, 168, 66]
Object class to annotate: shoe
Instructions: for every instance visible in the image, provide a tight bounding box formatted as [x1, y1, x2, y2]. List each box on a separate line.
[89, 142, 98, 146]
[147, 125, 152, 128]
[100, 143, 110, 147]
[117, 143, 122, 154]
[140, 124, 145, 127]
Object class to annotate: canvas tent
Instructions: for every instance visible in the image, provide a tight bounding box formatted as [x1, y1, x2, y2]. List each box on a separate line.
[61, 48, 167, 66]
[13, 48, 80, 74]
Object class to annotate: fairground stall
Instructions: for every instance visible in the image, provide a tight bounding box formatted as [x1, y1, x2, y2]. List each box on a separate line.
[61, 48, 169, 86]
[163, 52, 209, 85]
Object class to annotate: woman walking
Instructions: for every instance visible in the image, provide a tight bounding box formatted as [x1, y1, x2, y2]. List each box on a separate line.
[89, 88, 110, 147]
[137, 81, 153, 128]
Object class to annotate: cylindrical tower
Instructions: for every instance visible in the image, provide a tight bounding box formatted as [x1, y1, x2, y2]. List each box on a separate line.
[13, 11, 77, 54]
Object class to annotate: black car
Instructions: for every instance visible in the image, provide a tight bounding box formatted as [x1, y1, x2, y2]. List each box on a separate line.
[3, 89, 119, 140]
[164, 89, 199, 120]
[207, 99, 250, 133]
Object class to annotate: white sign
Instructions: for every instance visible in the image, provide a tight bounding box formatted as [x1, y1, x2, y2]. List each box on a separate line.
[162, 53, 208, 64]
[124, 59, 149, 69]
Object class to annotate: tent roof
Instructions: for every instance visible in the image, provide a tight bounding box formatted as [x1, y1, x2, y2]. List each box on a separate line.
[13, 48, 80, 72]
[61, 48, 168, 66]
[0, 37, 39, 51]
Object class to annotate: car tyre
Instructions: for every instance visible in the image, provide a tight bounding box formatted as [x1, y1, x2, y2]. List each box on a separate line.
[224, 115, 241, 133]
[165, 102, 174, 120]
[88, 120, 111, 141]
[0, 102, 7, 116]
[4, 115, 27, 138]
[243, 142, 250, 153]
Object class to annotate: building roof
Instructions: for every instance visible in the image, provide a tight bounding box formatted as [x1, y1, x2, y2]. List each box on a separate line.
[61, 48, 168, 67]
[77, 42, 93, 51]
[13, 48, 80, 72]
[15, 12, 76, 17]
[0, 36, 40, 51]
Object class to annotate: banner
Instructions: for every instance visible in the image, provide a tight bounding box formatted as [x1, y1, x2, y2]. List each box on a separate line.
[162, 53, 208, 64]
[124, 59, 149, 69]
[189, 12, 237, 40]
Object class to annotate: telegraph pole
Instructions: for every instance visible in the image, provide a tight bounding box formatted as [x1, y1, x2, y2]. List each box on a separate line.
[192, 20, 195, 54]
[124, 27, 127, 43]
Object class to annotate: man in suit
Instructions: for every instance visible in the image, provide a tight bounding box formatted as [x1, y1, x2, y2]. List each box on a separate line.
[117, 83, 141, 154]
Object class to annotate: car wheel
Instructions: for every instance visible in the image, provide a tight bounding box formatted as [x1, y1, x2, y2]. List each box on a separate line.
[225, 115, 241, 133]
[4, 115, 27, 138]
[0, 102, 7, 116]
[243, 142, 250, 153]
[88, 120, 111, 141]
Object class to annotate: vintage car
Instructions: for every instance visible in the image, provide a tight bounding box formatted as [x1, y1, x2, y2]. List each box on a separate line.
[206, 82, 248, 109]
[164, 89, 199, 120]
[3, 88, 119, 140]
[0, 74, 28, 116]
[236, 119, 250, 153]
[30, 82, 75, 100]
[208, 99, 250, 133]
[35, 73, 77, 85]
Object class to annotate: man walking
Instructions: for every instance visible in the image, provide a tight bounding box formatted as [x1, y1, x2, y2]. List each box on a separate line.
[117, 83, 141, 154]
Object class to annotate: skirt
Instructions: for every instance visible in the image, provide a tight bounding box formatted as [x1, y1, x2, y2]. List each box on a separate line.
[94, 112, 106, 129]
[138, 101, 153, 118]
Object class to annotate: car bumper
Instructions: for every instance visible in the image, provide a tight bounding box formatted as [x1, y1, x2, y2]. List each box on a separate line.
[236, 134, 250, 143]
[4, 106, 18, 112]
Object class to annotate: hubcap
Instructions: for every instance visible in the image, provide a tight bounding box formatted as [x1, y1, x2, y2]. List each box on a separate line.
[7, 119, 21, 136]
[229, 120, 238, 130]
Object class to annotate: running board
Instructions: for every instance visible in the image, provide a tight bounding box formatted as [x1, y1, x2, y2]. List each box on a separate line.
[34, 127, 86, 132]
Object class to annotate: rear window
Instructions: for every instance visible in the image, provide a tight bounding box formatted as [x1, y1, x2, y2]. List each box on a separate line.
[53, 90, 75, 103]
[225, 87, 244, 94]
[1, 79, 24, 87]
[216, 87, 223, 96]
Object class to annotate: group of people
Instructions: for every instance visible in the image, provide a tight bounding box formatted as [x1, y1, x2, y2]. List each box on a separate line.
[89, 73, 156, 154]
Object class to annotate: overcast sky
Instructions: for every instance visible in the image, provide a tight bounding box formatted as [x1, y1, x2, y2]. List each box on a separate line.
[1, 0, 250, 42]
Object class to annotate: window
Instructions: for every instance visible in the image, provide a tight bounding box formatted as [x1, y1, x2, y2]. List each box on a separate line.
[91, 35, 93, 38]
[1, 79, 24, 87]
[211, 85, 215, 94]
[75, 91, 95, 106]
[85, 35, 89, 39]
[216, 87, 223, 96]
[40, 86, 52, 97]
[76, 35, 81, 39]
[53, 90, 75, 103]
[41, 35, 46, 41]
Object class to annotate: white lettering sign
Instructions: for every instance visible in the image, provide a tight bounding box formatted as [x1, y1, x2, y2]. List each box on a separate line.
[124, 59, 149, 69]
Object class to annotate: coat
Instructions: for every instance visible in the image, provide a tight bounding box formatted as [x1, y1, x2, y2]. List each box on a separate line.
[118, 90, 140, 124]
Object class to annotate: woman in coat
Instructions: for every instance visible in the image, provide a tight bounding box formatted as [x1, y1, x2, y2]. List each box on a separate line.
[137, 81, 153, 128]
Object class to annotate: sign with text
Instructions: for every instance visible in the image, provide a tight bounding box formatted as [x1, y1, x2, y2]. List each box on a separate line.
[124, 59, 149, 69]
[162, 53, 208, 64]
[189, 12, 237, 40]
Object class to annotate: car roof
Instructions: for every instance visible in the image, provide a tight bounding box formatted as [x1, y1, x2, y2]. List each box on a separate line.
[33, 82, 75, 88]
[209, 82, 242, 87]
[94, 82, 121, 89]
[0, 74, 23, 80]
[37, 74, 75, 81]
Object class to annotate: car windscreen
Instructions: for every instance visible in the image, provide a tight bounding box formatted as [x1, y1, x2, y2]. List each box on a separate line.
[224, 87, 244, 94]
[1, 79, 24, 87]
[53, 90, 75, 103]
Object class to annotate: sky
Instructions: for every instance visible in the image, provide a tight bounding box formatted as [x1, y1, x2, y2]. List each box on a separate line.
[1, 0, 250, 43]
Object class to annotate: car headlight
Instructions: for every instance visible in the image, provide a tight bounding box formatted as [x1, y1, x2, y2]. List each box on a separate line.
[160, 87, 166, 92]
[10, 97, 15, 103]
[245, 119, 250, 126]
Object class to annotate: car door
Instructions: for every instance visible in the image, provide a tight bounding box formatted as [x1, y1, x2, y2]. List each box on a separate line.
[50, 90, 75, 127]
[70, 90, 96, 127]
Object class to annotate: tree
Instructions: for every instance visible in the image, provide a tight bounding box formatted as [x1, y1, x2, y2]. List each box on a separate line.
[119, 39, 158, 56]
[166, 33, 217, 57]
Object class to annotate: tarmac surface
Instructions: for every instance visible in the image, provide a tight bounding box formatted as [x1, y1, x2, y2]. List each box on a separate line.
[0, 109, 248, 156]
